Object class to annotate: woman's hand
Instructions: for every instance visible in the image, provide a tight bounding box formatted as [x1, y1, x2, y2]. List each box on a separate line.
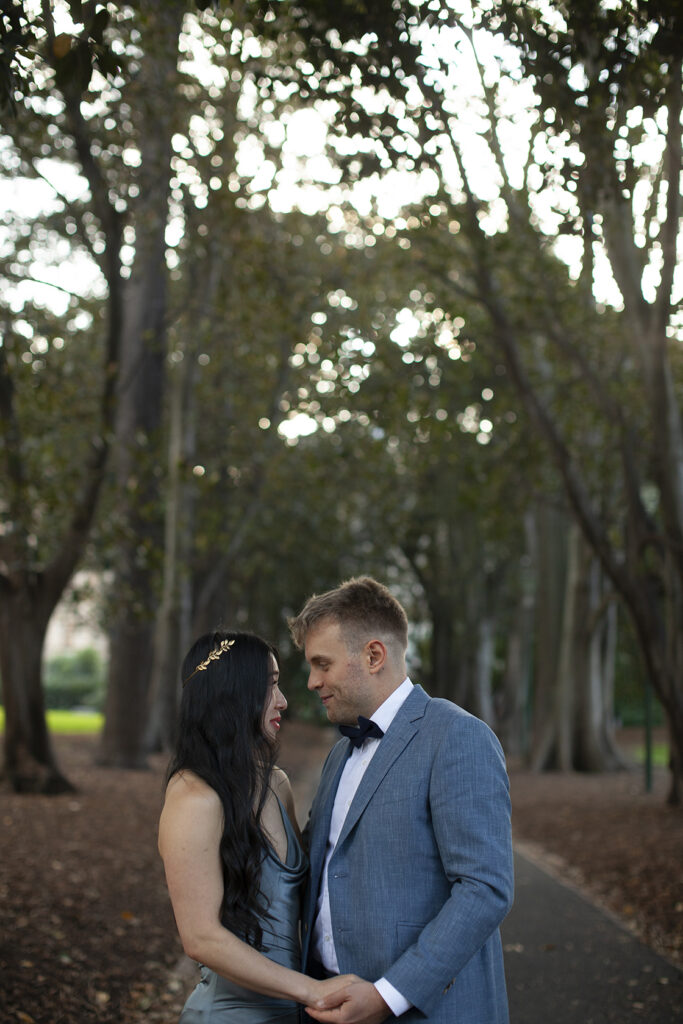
[306, 978, 391, 1023]
[307, 973, 361, 1006]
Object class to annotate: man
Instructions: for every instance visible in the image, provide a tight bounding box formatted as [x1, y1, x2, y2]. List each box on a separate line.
[289, 576, 513, 1024]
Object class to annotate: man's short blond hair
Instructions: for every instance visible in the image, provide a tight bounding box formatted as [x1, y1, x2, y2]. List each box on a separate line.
[289, 576, 408, 654]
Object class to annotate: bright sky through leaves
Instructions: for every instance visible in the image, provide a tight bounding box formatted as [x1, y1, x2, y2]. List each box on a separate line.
[2, 2, 679, 345]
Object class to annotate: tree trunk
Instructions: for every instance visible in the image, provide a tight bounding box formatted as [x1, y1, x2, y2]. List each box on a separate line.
[472, 613, 495, 728]
[99, 277, 168, 768]
[556, 519, 580, 771]
[498, 510, 536, 759]
[667, 713, 683, 806]
[99, 0, 185, 768]
[573, 535, 626, 771]
[629, 558, 683, 804]
[0, 64, 123, 791]
[0, 579, 73, 793]
[428, 595, 461, 702]
[145, 348, 196, 753]
[530, 501, 567, 769]
[532, 515, 625, 773]
[440, 63, 683, 800]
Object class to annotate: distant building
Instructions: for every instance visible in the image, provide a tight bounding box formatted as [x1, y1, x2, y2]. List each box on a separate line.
[45, 572, 108, 661]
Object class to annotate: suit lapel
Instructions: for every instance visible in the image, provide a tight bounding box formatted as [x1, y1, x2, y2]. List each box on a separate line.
[335, 685, 429, 849]
[303, 740, 350, 964]
[308, 741, 348, 883]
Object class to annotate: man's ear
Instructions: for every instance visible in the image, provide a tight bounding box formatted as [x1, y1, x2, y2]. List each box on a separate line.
[365, 639, 387, 674]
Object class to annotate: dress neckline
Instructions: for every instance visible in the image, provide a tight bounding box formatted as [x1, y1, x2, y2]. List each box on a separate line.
[265, 795, 305, 874]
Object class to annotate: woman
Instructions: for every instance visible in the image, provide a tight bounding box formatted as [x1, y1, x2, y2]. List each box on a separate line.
[158, 630, 355, 1022]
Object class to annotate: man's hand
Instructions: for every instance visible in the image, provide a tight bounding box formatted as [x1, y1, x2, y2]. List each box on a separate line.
[305, 979, 391, 1024]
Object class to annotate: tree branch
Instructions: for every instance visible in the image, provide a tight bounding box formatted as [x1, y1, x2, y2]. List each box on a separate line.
[2, 266, 89, 300]
[447, 134, 642, 612]
[655, 55, 682, 337]
[37, 62, 123, 597]
[0, 332, 30, 572]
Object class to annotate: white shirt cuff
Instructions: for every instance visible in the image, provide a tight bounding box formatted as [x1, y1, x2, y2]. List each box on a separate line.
[374, 978, 412, 1016]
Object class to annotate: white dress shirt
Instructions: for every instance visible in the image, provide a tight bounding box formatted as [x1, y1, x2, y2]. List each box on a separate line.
[312, 677, 414, 1017]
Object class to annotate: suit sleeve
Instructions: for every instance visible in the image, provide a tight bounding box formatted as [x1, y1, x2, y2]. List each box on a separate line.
[383, 712, 514, 1017]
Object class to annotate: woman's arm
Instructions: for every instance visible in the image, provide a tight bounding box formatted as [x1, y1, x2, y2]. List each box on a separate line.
[158, 773, 352, 1005]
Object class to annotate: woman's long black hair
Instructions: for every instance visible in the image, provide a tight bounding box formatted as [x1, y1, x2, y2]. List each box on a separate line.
[166, 630, 278, 949]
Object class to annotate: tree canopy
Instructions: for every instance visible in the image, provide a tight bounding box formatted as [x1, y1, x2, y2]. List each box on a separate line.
[1, 0, 680, 797]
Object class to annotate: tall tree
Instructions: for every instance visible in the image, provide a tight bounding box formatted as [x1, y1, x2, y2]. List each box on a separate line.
[530, 503, 625, 771]
[1, 0, 216, 779]
[0, 3, 124, 791]
[1, 0, 354, 772]
[257, 0, 683, 800]
[98, 0, 186, 768]
[143, 197, 355, 748]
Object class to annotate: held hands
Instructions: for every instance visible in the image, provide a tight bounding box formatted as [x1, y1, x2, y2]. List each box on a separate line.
[309, 974, 359, 1006]
[306, 978, 391, 1024]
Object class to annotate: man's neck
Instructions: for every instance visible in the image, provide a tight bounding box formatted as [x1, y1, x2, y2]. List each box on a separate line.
[368, 676, 412, 724]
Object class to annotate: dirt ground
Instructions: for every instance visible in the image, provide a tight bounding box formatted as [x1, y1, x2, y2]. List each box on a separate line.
[0, 723, 681, 1024]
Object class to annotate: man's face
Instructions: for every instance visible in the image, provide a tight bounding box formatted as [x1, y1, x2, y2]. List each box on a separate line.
[304, 618, 376, 725]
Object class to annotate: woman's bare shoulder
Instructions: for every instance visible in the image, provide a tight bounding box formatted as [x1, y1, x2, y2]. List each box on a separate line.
[270, 767, 300, 834]
[159, 771, 223, 857]
[271, 766, 292, 797]
[164, 770, 221, 810]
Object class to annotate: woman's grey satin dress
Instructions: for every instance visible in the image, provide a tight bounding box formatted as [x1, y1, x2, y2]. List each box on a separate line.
[179, 799, 307, 1023]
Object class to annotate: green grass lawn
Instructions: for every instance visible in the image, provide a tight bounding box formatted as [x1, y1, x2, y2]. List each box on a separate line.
[633, 742, 669, 767]
[0, 707, 103, 734]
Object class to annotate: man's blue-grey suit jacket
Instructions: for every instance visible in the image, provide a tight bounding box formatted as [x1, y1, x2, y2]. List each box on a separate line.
[302, 685, 514, 1023]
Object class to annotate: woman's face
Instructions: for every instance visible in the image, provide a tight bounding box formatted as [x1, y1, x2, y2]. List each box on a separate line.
[262, 653, 287, 743]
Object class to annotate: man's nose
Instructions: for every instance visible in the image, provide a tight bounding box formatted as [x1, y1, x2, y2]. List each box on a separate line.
[307, 670, 321, 691]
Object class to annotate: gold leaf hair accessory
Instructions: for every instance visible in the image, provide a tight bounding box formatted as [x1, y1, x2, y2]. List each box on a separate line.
[183, 638, 235, 687]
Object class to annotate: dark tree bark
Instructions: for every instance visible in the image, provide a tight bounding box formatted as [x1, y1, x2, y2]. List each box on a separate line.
[498, 510, 536, 759]
[0, 579, 71, 792]
[99, 0, 186, 768]
[144, 337, 197, 754]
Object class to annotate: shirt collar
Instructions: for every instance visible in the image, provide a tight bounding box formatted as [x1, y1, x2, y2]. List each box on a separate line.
[371, 677, 413, 734]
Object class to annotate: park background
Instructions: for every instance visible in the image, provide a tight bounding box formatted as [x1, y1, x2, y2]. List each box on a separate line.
[0, 1, 682, 1020]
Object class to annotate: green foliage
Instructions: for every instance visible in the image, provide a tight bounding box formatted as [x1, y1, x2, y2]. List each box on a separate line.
[0, 1, 122, 114]
[0, 308, 106, 568]
[3, 0, 680, 766]
[613, 616, 665, 727]
[44, 647, 106, 710]
[0, 0, 222, 112]
[615, 675, 665, 728]
[0, 1, 35, 115]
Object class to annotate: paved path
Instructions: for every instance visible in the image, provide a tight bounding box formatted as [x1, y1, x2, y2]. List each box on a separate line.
[503, 850, 683, 1023]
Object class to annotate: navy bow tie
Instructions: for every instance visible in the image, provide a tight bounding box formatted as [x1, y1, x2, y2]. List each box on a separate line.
[339, 716, 384, 748]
